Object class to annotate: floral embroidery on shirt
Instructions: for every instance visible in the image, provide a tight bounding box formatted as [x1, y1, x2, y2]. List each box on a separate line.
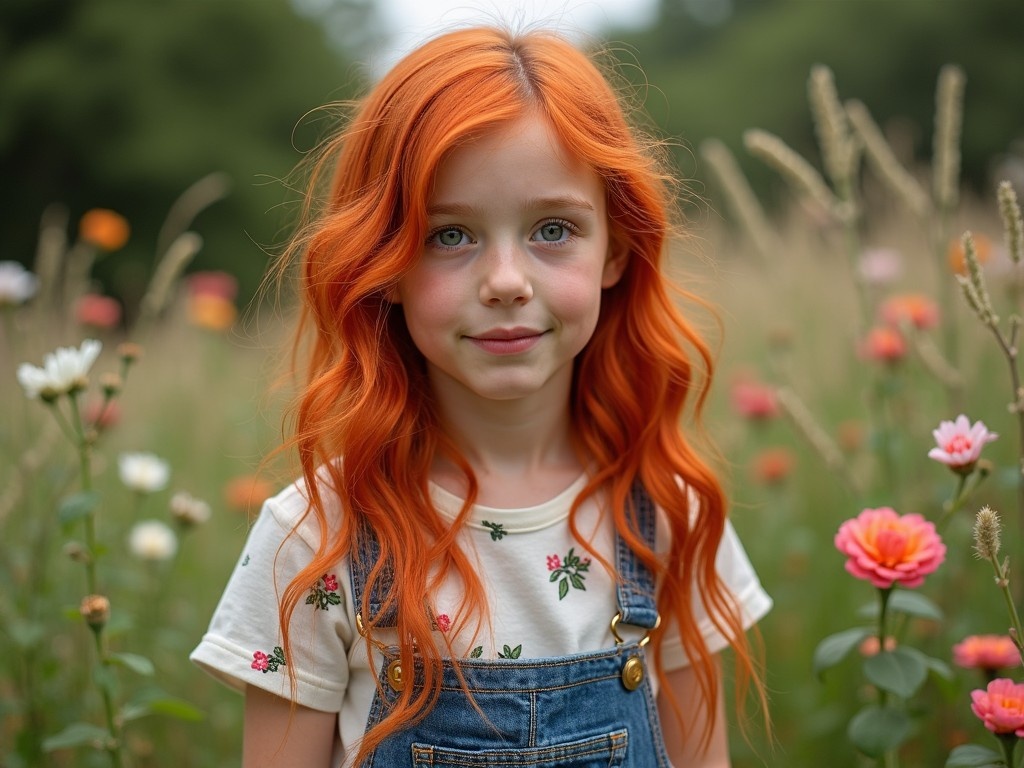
[498, 643, 522, 659]
[435, 613, 451, 632]
[241, 554, 250, 566]
[470, 646, 483, 658]
[306, 573, 341, 610]
[481, 520, 507, 541]
[547, 547, 591, 600]
[251, 646, 286, 673]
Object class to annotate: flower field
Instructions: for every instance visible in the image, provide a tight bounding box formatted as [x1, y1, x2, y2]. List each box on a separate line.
[3, 64, 1024, 767]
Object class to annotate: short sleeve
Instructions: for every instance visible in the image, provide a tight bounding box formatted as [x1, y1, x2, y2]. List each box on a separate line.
[189, 492, 354, 712]
[658, 519, 772, 671]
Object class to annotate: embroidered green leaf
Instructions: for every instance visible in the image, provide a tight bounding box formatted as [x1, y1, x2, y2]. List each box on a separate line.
[498, 644, 522, 659]
[558, 578, 569, 600]
[570, 574, 586, 591]
[481, 520, 507, 541]
[550, 571, 561, 583]
[470, 646, 483, 658]
[305, 594, 316, 605]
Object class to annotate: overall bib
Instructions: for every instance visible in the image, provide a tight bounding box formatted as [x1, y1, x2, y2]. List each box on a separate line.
[349, 484, 672, 768]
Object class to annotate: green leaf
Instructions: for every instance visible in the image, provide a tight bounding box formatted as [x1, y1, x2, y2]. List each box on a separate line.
[847, 704, 912, 757]
[858, 591, 943, 622]
[863, 647, 928, 698]
[108, 652, 155, 676]
[42, 722, 111, 751]
[470, 646, 483, 658]
[812, 627, 871, 678]
[569, 574, 585, 591]
[549, 571, 561, 582]
[509, 644, 522, 659]
[93, 663, 118, 699]
[945, 744, 1006, 767]
[901, 646, 954, 681]
[58, 491, 100, 527]
[121, 689, 204, 722]
[558, 578, 569, 600]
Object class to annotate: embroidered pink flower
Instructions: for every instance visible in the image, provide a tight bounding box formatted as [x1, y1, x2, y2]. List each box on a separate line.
[546, 554, 561, 571]
[250, 647, 285, 673]
[971, 678, 1024, 736]
[436, 613, 451, 632]
[834, 507, 946, 589]
[322, 573, 338, 592]
[928, 415, 998, 474]
[954, 635, 1021, 671]
[251, 651, 269, 671]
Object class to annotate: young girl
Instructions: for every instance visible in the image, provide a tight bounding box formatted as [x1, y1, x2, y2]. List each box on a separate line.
[191, 25, 771, 768]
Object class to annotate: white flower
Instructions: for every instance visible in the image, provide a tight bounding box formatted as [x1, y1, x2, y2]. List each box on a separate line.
[0, 261, 39, 306]
[128, 520, 178, 561]
[169, 491, 211, 527]
[17, 339, 102, 400]
[118, 452, 171, 493]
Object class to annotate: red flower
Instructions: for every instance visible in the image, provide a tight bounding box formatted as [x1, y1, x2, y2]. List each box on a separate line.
[187, 270, 239, 301]
[834, 507, 946, 589]
[751, 447, 795, 485]
[322, 574, 338, 592]
[546, 554, 561, 571]
[953, 635, 1021, 671]
[436, 613, 451, 633]
[75, 293, 122, 329]
[251, 651, 269, 671]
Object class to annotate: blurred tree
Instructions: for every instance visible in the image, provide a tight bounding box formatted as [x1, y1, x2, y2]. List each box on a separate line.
[605, 0, 1023, 210]
[0, 0, 376, 311]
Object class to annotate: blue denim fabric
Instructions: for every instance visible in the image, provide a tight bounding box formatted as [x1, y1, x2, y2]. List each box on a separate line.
[353, 483, 670, 767]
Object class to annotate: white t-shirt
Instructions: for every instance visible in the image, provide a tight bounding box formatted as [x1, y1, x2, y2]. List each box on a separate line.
[190, 473, 771, 765]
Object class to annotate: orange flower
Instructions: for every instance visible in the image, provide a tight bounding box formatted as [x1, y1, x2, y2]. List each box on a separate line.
[750, 447, 795, 485]
[953, 635, 1021, 671]
[879, 293, 940, 331]
[837, 420, 866, 453]
[188, 294, 237, 331]
[223, 474, 274, 514]
[860, 326, 906, 364]
[75, 293, 122, 329]
[79, 209, 130, 251]
[948, 232, 992, 275]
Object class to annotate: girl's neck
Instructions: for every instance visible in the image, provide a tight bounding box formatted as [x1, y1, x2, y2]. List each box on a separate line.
[429, 381, 583, 509]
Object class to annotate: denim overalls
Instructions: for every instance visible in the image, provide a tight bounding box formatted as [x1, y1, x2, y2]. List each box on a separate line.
[349, 484, 672, 767]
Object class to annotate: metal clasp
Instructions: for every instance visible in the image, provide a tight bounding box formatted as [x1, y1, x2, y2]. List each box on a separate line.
[609, 611, 661, 647]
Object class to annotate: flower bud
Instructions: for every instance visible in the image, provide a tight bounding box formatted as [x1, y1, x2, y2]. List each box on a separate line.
[117, 342, 142, 365]
[100, 372, 123, 398]
[80, 594, 111, 628]
[973, 506, 1002, 561]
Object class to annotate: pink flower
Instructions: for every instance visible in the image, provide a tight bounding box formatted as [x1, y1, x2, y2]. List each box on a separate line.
[857, 247, 903, 286]
[859, 326, 907, 364]
[187, 270, 239, 301]
[730, 378, 779, 420]
[75, 293, 122, 329]
[436, 613, 451, 632]
[971, 678, 1024, 736]
[322, 574, 338, 592]
[251, 651, 269, 671]
[546, 554, 561, 571]
[879, 293, 940, 331]
[954, 635, 1021, 671]
[928, 415, 998, 474]
[834, 507, 946, 589]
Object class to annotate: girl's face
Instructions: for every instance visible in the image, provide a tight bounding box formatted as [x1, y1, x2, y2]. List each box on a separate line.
[394, 113, 627, 410]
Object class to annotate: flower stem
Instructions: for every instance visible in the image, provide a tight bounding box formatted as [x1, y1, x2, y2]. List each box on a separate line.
[937, 472, 972, 530]
[989, 552, 1024, 663]
[90, 627, 124, 768]
[997, 733, 1016, 767]
[68, 394, 98, 595]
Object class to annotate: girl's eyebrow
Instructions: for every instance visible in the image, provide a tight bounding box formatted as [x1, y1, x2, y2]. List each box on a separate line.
[426, 195, 597, 218]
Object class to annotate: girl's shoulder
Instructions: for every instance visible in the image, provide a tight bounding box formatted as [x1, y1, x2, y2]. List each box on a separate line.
[259, 469, 343, 550]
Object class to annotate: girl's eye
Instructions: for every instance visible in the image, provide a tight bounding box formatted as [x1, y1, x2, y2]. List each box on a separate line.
[427, 227, 470, 249]
[532, 220, 575, 244]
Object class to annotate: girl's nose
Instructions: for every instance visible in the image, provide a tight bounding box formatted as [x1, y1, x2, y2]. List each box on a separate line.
[479, 243, 533, 306]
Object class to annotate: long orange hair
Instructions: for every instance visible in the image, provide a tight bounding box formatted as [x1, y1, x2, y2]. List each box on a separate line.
[275, 25, 766, 763]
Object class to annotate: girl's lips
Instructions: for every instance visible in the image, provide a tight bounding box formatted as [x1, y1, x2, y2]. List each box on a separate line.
[466, 330, 545, 355]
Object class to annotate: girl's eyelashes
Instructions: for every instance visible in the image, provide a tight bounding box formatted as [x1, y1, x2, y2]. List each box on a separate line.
[530, 218, 578, 245]
[424, 218, 580, 250]
[425, 226, 473, 250]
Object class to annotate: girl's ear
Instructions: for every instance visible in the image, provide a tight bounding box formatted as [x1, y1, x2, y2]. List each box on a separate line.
[601, 241, 629, 289]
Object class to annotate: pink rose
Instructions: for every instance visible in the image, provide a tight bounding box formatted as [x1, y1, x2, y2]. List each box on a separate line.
[436, 613, 451, 633]
[971, 678, 1024, 736]
[322, 574, 338, 592]
[251, 651, 269, 671]
[953, 635, 1021, 671]
[928, 415, 998, 474]
[546, 554, 561, 571]
[834, 507, 945, 589]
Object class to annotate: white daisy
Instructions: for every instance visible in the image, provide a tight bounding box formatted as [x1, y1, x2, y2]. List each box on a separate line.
[118, 452, 171, 493]
[128, 520, 178, 561]
[169, 491, 211, 527]
[17, 339, 102, 400]
[0, 261, 39, 306]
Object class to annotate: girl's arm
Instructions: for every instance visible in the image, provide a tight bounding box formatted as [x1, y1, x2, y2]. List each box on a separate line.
[243, 685, 336, 768]
[657, 657, 730, 768]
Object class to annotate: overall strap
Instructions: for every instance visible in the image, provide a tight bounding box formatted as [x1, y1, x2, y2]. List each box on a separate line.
[348, 519, 399, 629]
[614, 482, 660, 630]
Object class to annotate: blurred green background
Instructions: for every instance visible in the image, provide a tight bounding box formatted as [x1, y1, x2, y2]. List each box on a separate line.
[3, 0, 1021, 313]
